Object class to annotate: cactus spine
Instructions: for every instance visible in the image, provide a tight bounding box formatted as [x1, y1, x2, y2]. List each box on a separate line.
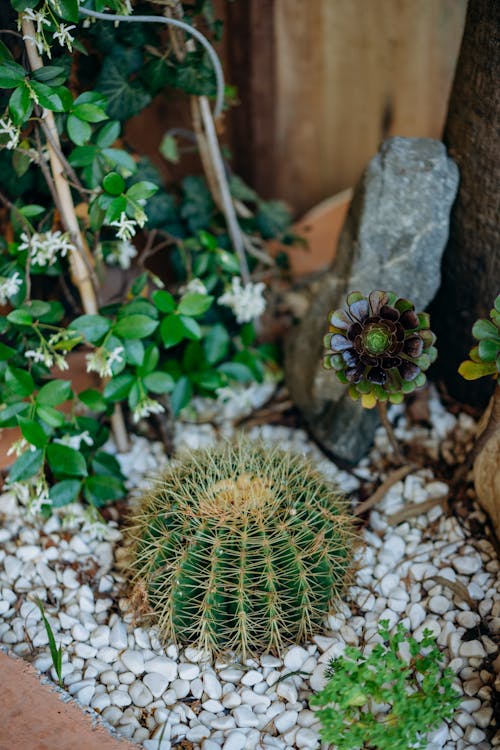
[128, 440, 356, 656]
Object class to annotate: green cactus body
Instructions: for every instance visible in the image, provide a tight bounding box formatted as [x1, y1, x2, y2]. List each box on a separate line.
[128, 441, 356, 656]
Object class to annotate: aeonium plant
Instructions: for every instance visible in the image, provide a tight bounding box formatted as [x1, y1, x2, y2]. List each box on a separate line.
[324, 290, 437, 461]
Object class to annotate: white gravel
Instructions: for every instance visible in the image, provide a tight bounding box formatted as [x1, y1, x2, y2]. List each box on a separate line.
[0, 389, 498, 750]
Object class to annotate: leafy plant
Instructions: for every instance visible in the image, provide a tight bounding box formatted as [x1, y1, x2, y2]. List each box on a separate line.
[458, 293, 500, 383]
[127, 440, 356, 657]
[311, 620, 460, 750]
[0, 2, 292, 512]
[34, 597, 63, 688]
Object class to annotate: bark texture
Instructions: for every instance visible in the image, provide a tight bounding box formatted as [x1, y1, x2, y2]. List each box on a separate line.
[432, 0, 500, 406]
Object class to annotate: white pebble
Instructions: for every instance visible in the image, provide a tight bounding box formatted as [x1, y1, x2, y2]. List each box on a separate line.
[129, 680, 153, 707]
[110, 620, 128, 649]
[222, 731, 247, 750]
[283, 646, 309, 671]
[143, 672, 169, 698]
[178, 662, 199, 681]
[90, 625, 110, 649]
[233, 705, 259, 728]
[459, 640, 486, 659]
[121, 649, 144, 676]
[296, 727, 320, 748]
[145, 656, 177, 681]
[203, 671, 222, 700]
[274, 710, 298, 733]
[452, 556, 482, 575]
[77, 685, 94, 706]
[241, 669, 263, 686]
[428, 595, 451, 615]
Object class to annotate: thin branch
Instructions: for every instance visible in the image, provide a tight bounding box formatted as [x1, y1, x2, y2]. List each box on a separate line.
[353, 464, 417, 516]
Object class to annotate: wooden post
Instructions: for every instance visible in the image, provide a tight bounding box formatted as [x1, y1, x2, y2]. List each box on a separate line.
[431, 0, 500, 407]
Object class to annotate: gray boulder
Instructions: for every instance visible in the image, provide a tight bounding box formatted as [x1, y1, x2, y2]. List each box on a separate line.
[285, 137, 459, 464]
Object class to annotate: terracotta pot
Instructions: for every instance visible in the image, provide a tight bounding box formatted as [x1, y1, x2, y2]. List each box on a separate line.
[270, 188, 352, 279]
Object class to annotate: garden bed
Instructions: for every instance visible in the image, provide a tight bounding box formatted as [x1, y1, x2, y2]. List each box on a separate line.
[0, 389, 498, 750]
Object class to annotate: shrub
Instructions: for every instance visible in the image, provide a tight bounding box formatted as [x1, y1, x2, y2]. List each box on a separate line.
[311, 621, 460, 750]
[127, 440, 356, 656]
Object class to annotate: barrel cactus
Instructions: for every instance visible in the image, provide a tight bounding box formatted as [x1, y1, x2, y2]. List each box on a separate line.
[127, 441, 356, 657]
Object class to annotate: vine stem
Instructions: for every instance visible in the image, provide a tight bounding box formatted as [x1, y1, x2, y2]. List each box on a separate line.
[377, 401, 404, 464]
[22, 19, 130, 454]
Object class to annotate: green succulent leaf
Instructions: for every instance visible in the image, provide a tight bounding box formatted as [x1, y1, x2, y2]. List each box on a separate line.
[472, 318, 498, 340]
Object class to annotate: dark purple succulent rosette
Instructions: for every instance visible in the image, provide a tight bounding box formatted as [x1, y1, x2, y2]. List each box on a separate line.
[323, 290, 437, 408]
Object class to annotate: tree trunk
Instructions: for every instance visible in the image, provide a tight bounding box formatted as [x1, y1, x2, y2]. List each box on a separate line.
[431, 0, 500, 407]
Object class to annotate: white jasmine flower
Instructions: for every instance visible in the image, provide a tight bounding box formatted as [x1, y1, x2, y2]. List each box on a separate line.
[110, 212, 138, 241]
[53, 23, 76, 51]
[86, 346, 124, 378]
[218, 276, 267, 323]
[55, 430, 94, 450]
[18, 230, 74, 267]
[0, 272, 22, 303]
[183, 278, 207, 295]
[132, 397, 165, 423]
[29, 477, 52, 515]
[25, 348, 54, 367]
[22, 8, 50, 35]
[6, 437, 34, 457]
[104, 240, 138, 270]
[0, 117, 21, 150]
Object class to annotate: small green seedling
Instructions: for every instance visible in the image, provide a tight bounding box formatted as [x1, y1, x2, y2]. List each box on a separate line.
[311, 620, 460, 750]
[458, 293, 500, 383]
[34, 598, 63, 688]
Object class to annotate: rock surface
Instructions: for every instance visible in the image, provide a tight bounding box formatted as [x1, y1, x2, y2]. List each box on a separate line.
[285, 136, 459, 463]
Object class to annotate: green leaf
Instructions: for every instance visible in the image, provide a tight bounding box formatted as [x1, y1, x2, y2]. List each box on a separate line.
[18, 417, 49, 449]
[0, 40, 14, 62]
[36, 404, 66, 428]
[103, 171, 125, 196]
[143, 371, 174, 394]
[126, 180, 159, 202]
[0, 60, 26, 89]
[0, 402, 29, 427]
[123, 338, 144, 366]
[9, 84, 33, 125]
[159, 133, 179, 163]
[37, 379, 73, 406]
[32, 66, 67, 86]
[103, 373, 134, 402]
[21, 299, 50, 317]
[101, 148, 137, 176]
[255, 200, 291, 239]
[104, 195, 127, 223]
[472, 318, 499, 340]
[177, 293, 214, 317]
[72, 102, 108, 123]
[78, 389, 107, 412]
[70, 314, 111, 344]
[9, 448, 44, 482]
[56, 0, 79, 22]
[67, 114, 91, 145]
[84, 475, 124, 506]
[170, 376, 192, 415]
[47, 443, 88, 478]
[178, 315, 201, 340]
[458, 359, 496, 380]
[478, 338, 500, 362]
[152, 289, 176, 313]
[49, 479, 81, 507]
[91, 451, 122, 477]
[30, 81, 65, 111]
[160, 315, 186, 348]
[96, 120, 121, 148]
[114, 314, 158, 340]
[0, 342, 16, 360]
[217, 361, 254, 382]
[7, 309, 32, 325]
[203, 323, 230, 364]
[139, 344, 160, 375]
[5, 366, 34, 397]
[97, 57, 151, 120]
